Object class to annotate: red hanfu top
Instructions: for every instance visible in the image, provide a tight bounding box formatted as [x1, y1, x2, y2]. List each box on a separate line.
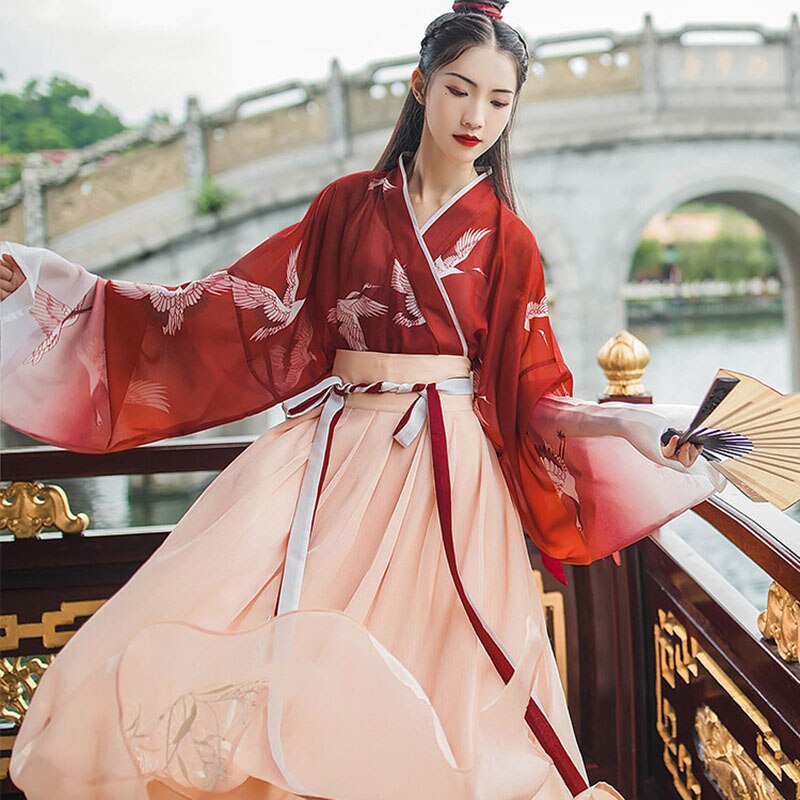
[0, 152, 722, 584]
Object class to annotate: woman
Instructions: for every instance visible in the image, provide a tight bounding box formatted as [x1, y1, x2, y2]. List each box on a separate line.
[0, 2, 717, 798]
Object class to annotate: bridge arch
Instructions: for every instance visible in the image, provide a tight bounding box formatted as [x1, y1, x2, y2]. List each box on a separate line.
[614, 168, 800, 391]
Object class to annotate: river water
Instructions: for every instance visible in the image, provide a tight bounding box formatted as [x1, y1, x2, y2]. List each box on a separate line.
[11, 314, 796, 610]
[629, 314, 796, 608]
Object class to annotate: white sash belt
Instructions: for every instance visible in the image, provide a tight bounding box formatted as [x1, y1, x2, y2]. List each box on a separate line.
[274, 374, 472, 615]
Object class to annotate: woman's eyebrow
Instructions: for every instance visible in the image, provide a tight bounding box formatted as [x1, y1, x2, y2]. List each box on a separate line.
[444, 71, 514, 94]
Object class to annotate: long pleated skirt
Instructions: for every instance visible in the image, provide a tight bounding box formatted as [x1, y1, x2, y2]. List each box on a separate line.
[9, 350, 624, 800]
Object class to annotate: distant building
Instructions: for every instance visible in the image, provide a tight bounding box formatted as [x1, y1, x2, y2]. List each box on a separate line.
[643, 209, 763, 242]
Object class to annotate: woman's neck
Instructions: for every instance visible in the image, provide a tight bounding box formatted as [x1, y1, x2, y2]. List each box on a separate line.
[406, 139, 479, 205]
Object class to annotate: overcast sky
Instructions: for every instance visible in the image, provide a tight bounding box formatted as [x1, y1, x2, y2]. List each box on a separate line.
[2, 0, 798, 125]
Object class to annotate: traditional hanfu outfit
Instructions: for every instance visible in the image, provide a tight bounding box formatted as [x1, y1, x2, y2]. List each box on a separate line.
[0, 151, 725, 800]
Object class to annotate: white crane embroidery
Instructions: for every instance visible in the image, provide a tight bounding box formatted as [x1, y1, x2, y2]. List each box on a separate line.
[390, 259, 426, 328]
[327, 284, 388, 351]
[227, 244, 307, 342]
[123, 379, 171, 414]
[368, 176, 395, 193]
[524, 295, 549, 330]
[112, 270, 231, 336]
[75, 333, 109, 427]
[25, 287, 90, 366]
[536, 431, 584, 531]
[270, 313, 317, 386]
[433, 227, 493, 278]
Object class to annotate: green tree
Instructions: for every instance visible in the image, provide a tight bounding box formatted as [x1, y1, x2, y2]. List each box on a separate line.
[631, 204, 780, 283]
[0, 74, 128, 154]
[631, 238, 664, 280]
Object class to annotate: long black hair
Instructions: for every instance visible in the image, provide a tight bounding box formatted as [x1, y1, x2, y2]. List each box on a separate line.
[373, 0, 529, 212]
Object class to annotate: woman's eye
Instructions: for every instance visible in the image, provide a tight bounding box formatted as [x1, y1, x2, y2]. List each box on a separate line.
[448, 87, 509, 109]
[447, 86, 510, 108]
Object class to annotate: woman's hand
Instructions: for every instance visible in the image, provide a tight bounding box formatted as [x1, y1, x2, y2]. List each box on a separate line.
[0, 253, 26, 300]
[661, 432, 704, 468]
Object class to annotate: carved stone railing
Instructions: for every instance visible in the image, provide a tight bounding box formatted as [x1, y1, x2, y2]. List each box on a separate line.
[2, 14, 798, 245]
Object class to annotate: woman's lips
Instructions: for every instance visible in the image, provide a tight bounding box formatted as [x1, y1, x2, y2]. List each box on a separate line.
[453, 135, 481, 147]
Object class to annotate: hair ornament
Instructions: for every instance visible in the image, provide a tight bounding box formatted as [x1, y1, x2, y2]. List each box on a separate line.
[452, 1, 503, 19]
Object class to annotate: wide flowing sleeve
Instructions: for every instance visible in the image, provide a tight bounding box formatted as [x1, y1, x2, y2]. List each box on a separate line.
[526, 394, 727, 574]
[0, 180, 341, 453]
[480, 212, 725, 584]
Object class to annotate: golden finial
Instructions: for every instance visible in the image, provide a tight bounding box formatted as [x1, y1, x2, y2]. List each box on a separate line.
[596, 329, 651, 399]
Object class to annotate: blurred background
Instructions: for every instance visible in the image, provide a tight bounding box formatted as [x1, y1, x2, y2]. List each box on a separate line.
[1, 0, 798, 603]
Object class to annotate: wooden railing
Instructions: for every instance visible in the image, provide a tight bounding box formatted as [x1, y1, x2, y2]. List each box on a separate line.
[578, 332, 800, 798]
[1, 334, 799, 799]
[0, 437, 254, 795]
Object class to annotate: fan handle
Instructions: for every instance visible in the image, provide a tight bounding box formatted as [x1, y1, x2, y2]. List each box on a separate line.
[659, 426, 717, 460]
[677, 375, 739, 445]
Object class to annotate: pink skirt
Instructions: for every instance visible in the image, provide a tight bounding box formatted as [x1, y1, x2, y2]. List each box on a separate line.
[9, 350, 624, 800]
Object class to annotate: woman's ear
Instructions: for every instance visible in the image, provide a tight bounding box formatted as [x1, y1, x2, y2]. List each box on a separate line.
[410, 67, 426, 105]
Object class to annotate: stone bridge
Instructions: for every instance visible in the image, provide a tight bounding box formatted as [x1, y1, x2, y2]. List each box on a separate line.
[2, 13, 799, 397]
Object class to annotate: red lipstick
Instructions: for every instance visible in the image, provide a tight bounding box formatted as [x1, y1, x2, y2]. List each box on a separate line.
[453, 134, 481, 147]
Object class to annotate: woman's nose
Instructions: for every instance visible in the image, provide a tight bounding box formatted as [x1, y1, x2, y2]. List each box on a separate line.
[462, 106, 484, 129]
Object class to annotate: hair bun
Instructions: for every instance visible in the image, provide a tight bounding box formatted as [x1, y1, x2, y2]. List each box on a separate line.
[451, 1, 508, 20]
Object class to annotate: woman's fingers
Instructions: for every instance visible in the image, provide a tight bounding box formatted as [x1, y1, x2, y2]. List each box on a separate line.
[662, 433, 679, 458]
[676, 441, 702, 467]
[0, 253, 26, 299]
[0, 254, 21, 274]
[661, 431, 704, 467]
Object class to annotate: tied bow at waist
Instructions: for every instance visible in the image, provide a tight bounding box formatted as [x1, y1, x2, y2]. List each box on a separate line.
[274, 374, 471, 616]
[272, 371, 588, 797]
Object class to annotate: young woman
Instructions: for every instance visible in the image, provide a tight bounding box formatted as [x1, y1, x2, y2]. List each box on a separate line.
[0, 2, 719, 798]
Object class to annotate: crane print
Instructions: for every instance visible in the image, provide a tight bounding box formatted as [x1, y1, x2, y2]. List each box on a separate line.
[433, 227, 493, 278]
[228, 243, 308, 342]
[390, 259, 426, 328]
[25, 287, 91, 366]
[112, 270, 232, 336]
[326, 283, 388, 351]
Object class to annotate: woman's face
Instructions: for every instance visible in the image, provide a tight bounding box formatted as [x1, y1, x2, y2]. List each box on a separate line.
[412, 44, 518, 168]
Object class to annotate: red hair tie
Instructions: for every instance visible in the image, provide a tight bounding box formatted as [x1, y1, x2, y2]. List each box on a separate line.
[452, 1, 503, 19]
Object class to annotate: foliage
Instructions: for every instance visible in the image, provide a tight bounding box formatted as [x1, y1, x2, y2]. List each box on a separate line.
[631, 238, 664, 280]
[0, 144, 23, 190]
[632, 203, 780, 282]
[633, 236, 780, 282]
[0, 74, 128, 153]
[195, 176, 234, 215]
[145, 110, 171, 126]
[678, 236, 778, 281]
[0, 166, 22, 191]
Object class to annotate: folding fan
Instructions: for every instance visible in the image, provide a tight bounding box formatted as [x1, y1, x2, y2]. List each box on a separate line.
[659, 368, 800, 511]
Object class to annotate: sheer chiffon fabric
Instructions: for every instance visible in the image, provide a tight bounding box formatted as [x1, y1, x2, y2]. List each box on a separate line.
[10, 350, 623, 800]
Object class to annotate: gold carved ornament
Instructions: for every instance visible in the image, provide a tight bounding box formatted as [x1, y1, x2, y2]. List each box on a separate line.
[655, 609, 800, 799]
[1, 656, 52, 726]
[695, 704, 782, 800]
[0, 481, 89, 539]
[532, 569, 568, 695]
[0, 655, 54, 779]
[758, 581, 799, 663]
[1, 482, 94, 778]
[0, 602, 108, 780]
[0, 600, 107, 652]
[655, 610, 701, 799]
